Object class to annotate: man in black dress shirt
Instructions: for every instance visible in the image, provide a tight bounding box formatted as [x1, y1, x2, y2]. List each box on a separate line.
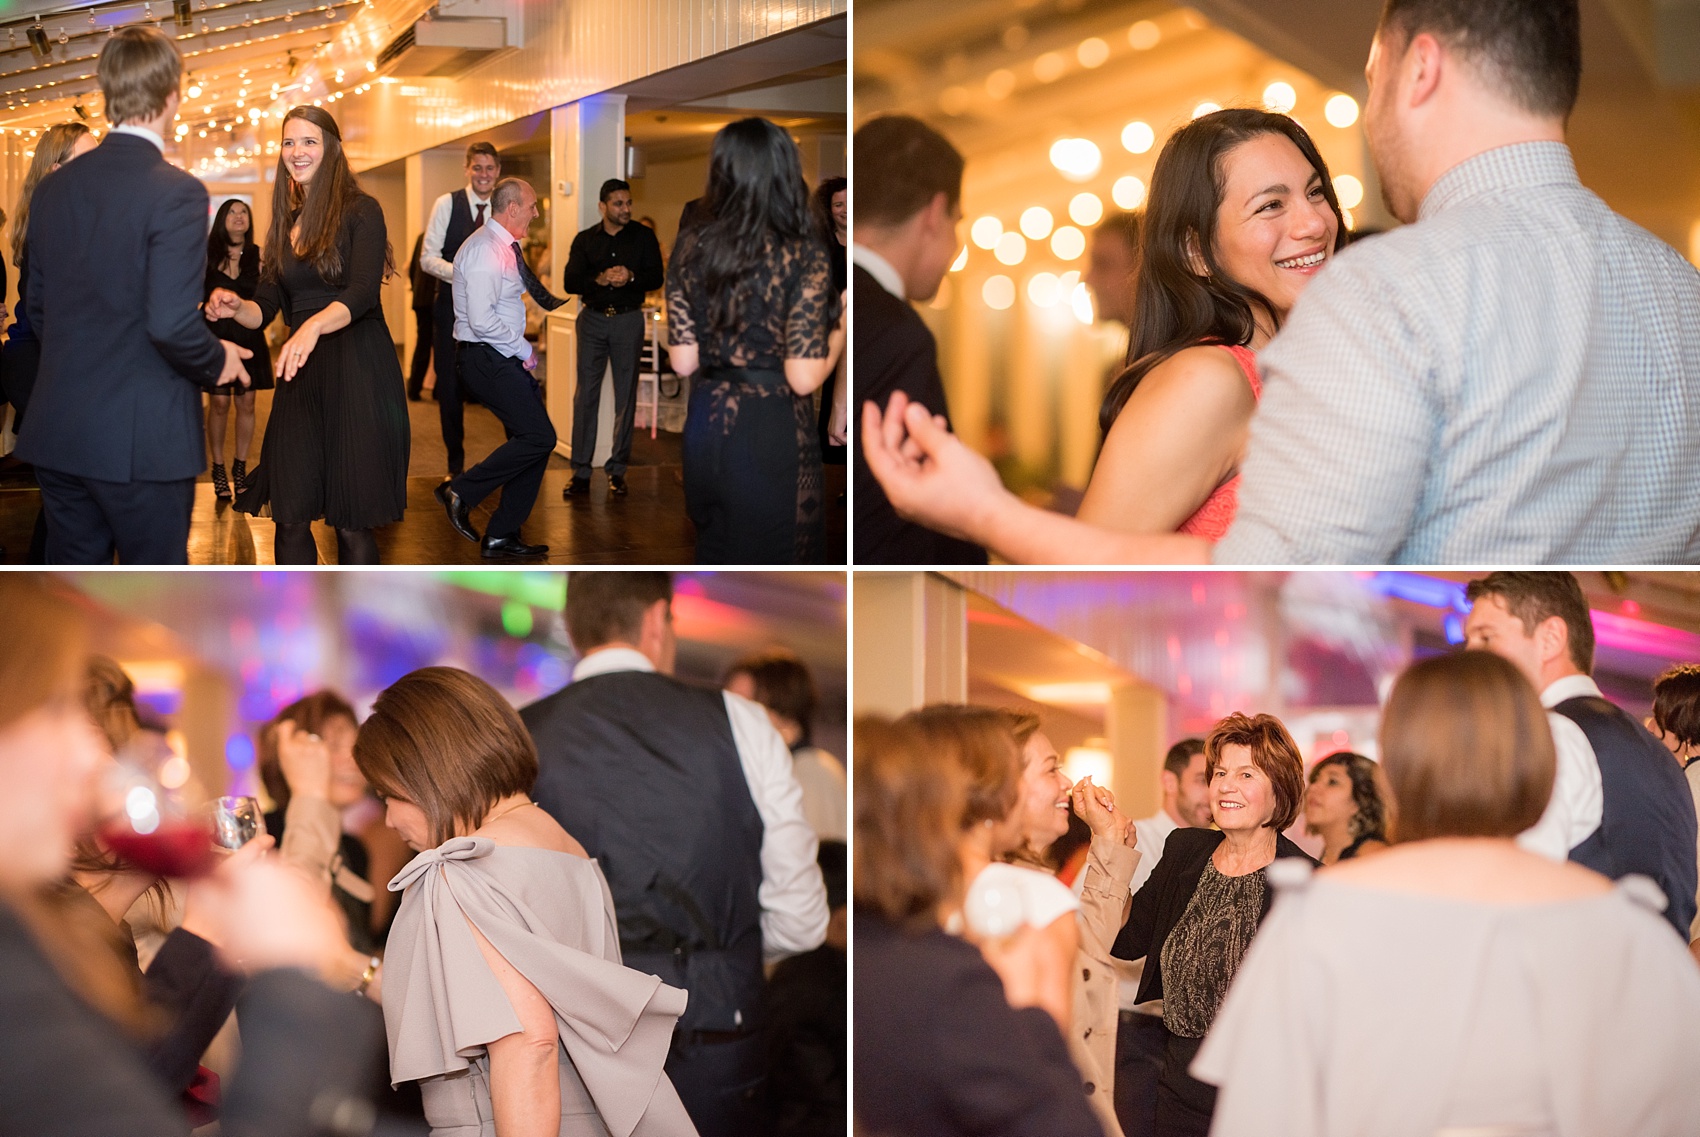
[560, 178, 664, 498]
[852, 117, 987, 565]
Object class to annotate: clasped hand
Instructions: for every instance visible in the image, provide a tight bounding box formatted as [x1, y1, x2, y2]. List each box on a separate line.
[596, 265, 634, 287]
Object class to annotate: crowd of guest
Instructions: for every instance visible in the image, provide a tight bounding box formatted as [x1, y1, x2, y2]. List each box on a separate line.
[0, 570, 842, 1136]
[856, 0, 1700, 565]
[0, 23, 845, 565]
[855, 570, 1700, 1137]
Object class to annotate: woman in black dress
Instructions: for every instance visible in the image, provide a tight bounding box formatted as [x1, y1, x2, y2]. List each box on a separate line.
[665, 117, 845, 563]
[203, 199, 272, 500]
[207, 106, 409, 564]
[811, 176, 848, 466]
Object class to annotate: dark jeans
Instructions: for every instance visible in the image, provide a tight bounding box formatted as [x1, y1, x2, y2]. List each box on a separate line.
[36, 468, 194, 564]
[406, 306, 433, 398]
[432, 291, 463, 471]
[666, 1031, 769, 1137]
[571, 308, 643, 478]
[1115, 1010, 1166, 1137]
[450, 342, 555, 540]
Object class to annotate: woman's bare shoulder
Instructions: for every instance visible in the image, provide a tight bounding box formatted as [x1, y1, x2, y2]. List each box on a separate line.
[475, 804, 589, 859]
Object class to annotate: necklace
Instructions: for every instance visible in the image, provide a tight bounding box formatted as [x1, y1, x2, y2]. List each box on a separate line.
[482, 799, 537, 827]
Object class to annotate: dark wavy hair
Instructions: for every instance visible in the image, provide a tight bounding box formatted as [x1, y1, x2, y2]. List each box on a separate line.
[1310, 751, 1389, 841]
[264, 105, 394, 285]
[1099, 109, 1345, 435]
[811, 175, 846, 250]
[207, 198, 260, 280]
[677, 117, 816, 338]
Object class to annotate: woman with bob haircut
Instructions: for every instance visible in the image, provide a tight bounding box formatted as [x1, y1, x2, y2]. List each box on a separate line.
[1195, 651, 1700, 1137]
[1648, 663, 1700, 943]
[208, 104, 410, 565]
[353, 665, 697, 1137]
[1302, 751, 1390, 865]
[852, 713, 1102, 1137]
[1109, 711, 1316, 1137]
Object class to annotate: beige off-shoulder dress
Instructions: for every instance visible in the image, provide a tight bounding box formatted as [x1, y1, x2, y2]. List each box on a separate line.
[382, 836, 698, 1137]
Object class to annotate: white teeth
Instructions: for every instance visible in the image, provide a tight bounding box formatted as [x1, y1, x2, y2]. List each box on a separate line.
[1277, 251, 1325, 269]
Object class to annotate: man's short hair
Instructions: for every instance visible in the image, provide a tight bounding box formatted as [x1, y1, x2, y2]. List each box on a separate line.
[1465, 571, 1595, 674]
[599, 178, 630, 203]
[491, 177, 531, 214]
[564, 572, 672, 654]
[1378, 0, 1581, 119]
[1163, 737, 1205, 777]
[99, 26, 181, 125]
[853, 115, 964, 228]
[725, 648, 819, 745]
[465, 141, 499, 166]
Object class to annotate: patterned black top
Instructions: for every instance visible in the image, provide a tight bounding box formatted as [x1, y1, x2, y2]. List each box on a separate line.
[665, 230, 840, 371]
[1158, 861, 1267, 1038]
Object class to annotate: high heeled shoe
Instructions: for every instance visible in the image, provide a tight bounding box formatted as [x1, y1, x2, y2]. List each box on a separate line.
[210, 463, 232, 500]
[232, 459, 248, 496]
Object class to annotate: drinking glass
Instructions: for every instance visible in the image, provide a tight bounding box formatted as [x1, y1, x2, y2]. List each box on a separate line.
[209, 796, 264, 850]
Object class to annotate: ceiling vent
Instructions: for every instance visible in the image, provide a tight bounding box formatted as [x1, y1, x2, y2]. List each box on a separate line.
[375, 15, 509, 78]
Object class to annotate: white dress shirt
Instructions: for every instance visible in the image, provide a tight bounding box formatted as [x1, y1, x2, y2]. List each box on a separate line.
[851, 243, 905, 300]
[1517, 673, 1608, 861]
[421, 186, 494, 284]
[571, 647, 829, 961]
[790, 745, 848, 843]
[110, 123, 165, 152]
[451, 217, 530, 360]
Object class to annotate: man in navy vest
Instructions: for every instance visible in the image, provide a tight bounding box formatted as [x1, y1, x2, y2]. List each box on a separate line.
[420, 141, 501, 476]
[1464, 571, 1698, 935]
[521, 572, 828, 1137]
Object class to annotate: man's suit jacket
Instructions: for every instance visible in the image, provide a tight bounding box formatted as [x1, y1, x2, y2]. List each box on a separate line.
[16, 132, 228, 484]
[851, 264, 987, 565]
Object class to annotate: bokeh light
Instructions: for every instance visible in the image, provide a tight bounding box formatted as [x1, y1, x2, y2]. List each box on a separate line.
[1263, 81, 1297, 114]
[971, 216, 1003, 249]
[950, 245, 969, 272]
[1121, 120, 1155, 154]
[1192, 101, 1222, 119]
[983, 274, 1016, 310]
[1020, 206, 1055, 240]
[1069, 192, 1103, 226]
[1028, 272, 1062, 307]
[1127, 19, 1160, 50]
[1333, 174, 1365, 209]
[1077, 37, 1109, 68]
[995, 231, 1028, 265]
[1325, 93, 1359, 128]
[1070, 282, 1094, 324]
[1050, 137, 1102, 181]
[1051, 226, 1086, 260]
[1033, 52, 1067, 83]
[986, 69, 1016, 99]
[1112, 175, 1147, 209]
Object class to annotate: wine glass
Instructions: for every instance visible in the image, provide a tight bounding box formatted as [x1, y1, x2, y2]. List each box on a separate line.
[209, 796, 263, 850]
[96, 734, 218, 879]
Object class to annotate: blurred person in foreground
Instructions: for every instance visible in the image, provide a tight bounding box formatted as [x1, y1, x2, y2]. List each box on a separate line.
[851, 115, 986, 565]
[1302, 751, 1390, 865]
[1083, 211, 1141, 333]
[1114, 738, 1211, 1137]
[1464, 571, 1697, 936]
[724, 648, 846, 843]
[1195, 651, 1700, 1135]
[852, 713, 1103, 1137]
[0, 575, 391, 1137]
[862, 0, 1700, 565]
[1647, 663, 1700, 946]
[1109, 714, 1316, 1137]
[520, 572, 827, 1137]
[354, 666, 696, 1137]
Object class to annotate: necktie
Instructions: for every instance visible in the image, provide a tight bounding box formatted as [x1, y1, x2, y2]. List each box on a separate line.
[475, 203, 486, 226]
[512, 242, 566, 311]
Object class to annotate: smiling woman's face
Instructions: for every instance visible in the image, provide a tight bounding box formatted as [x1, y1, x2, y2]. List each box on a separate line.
[1210, 132, 1339, 324]
[1210, 742, 1276, 832]
[280, 117, 325, 186]
[1017, 730, 1072, 849]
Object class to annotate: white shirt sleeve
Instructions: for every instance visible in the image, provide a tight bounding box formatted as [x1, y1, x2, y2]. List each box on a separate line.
[455, 235, 528, 358]
[722, 691, 829, 960]
[421, 192, 457, 283]
[1517, 711, 1605, 860]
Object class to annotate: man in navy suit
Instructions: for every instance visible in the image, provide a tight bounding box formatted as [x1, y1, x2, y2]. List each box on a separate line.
[16, 25, 251, 564]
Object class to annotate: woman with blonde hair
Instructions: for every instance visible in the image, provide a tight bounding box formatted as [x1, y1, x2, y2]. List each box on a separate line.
[208, 104, 409, 565]
[353, 665, 695, 1137]
[1196, 651, 1700, 1136]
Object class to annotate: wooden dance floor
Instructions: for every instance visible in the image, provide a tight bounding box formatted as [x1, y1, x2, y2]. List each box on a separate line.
[0, 394, 847, 565]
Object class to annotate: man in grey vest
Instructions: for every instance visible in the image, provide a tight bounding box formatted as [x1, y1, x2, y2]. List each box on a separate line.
[1464, 571, 1697, 936]
[420, 140, 501, 477]
[521, 572, 828, 1137]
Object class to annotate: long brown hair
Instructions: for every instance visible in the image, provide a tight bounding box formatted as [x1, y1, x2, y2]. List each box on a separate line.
[853, 715, 968, 932]
[264, 105, 393, 284]
[10, 122, 90, 265]
[1099, 109, 1346, 434]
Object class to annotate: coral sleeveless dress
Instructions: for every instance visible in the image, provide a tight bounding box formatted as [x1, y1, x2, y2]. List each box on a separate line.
[1176, 344, 1262, 541]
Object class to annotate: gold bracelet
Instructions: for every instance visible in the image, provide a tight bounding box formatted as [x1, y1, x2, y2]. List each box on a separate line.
[355, 955, 380, 997]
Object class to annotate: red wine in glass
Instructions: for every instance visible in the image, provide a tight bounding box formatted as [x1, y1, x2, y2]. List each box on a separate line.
[99, 817, 219, 879]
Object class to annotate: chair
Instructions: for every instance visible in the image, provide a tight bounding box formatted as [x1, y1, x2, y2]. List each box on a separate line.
[634, 308, 662, 438]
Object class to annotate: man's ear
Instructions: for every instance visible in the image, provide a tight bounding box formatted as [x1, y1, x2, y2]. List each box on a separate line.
[1404, 31, 1446, 109]
[1537, 615, 1571, 669]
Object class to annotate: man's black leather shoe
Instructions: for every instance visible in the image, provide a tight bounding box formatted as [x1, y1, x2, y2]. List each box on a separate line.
[481, 535, 549, 558]
[434, 479, 480, 543]
[608, 474, 628, 497]
[562, 476, 591, 499]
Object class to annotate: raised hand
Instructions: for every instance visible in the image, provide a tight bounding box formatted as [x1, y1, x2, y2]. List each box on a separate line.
[861, 390, 1009, 542]
[217, 340, 254, 387]
[275, 719, 332, 800]
[1072, 776, 1136, 847]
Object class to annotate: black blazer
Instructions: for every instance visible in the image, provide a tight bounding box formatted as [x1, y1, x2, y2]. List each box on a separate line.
[1111, 827, 1318, 1006]
[851, 264, 988, 565]
[16, 132, 227, 484]
[854, 910, 1103, 1137]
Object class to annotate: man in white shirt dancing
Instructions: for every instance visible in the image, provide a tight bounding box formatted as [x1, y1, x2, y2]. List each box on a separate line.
[433, 177, 553, 559]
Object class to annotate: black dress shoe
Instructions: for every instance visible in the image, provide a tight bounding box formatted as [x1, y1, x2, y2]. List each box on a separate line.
[608, 474, 628, 497]
[434, 479, 481, 543]
[481, 534, 549, 558]
[563, 476, 591, 499]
